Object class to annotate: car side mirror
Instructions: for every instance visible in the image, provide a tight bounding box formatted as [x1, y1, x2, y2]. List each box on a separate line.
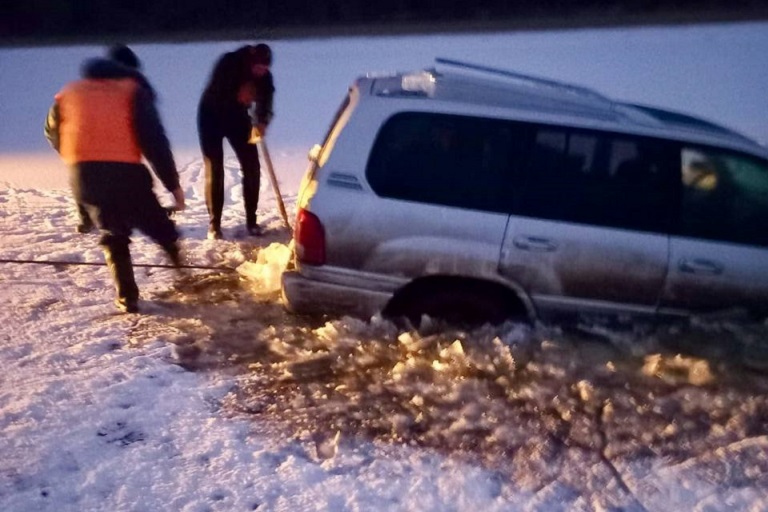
[308, 144, 322, 163]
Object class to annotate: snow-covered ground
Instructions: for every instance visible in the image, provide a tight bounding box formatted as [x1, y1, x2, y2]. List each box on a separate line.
[1, 22, 768, 511]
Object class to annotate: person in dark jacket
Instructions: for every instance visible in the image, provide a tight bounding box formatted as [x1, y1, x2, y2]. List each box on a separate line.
[70, 44, 154, 235]
[198, 43, 275, 239]
[45, 46, 185, 313]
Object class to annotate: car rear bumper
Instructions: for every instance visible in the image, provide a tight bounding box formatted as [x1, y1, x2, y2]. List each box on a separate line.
[281, 270, 393, 320]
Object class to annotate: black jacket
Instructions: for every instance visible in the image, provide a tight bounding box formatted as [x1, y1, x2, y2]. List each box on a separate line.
[200, 46, 275, 127]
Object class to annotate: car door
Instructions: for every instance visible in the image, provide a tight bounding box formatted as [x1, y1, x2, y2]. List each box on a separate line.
[500, 218, 669, 316]
[498, 126, 676, 317]
[660, 147, 768, 315]
[361, 111, 514, 277]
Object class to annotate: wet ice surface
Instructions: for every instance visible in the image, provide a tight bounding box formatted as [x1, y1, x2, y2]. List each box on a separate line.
[141, 271, 768, 511]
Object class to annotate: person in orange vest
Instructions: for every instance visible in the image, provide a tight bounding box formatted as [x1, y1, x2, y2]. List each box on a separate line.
[197, 43, 274, 240]
[45, 45, 185, 313]
[70, 45, 149, 234]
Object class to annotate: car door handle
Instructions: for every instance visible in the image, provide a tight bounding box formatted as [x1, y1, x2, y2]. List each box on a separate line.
[678, 258, 724, 276]
[513, 236, 558, 252]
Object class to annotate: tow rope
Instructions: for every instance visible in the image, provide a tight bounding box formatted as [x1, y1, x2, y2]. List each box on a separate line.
[0, 258, 237, 272]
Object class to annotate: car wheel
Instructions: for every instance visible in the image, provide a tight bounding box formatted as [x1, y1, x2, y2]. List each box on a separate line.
[387, 283, 526, 329]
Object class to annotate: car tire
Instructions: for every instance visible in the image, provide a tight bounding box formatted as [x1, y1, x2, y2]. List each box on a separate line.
[386, 281, 527, 329]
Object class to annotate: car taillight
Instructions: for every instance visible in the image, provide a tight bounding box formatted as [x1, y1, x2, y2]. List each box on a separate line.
[294, 208, 326, 265]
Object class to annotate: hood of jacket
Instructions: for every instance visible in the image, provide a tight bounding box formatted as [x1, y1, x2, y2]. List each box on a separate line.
[80, 58, 156, 99]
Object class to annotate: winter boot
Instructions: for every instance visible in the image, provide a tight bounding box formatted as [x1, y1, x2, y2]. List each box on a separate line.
[104, 245, 139, 313]
[162, 242, 182, 268]
[161, 242, 185, 278]
[77, 221, 94, 234]
[115, 297, 139, 313]
[207, 224, 223, 240]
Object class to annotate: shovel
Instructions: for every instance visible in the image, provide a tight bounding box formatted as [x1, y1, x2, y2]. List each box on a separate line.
[251, 130, 291, 230]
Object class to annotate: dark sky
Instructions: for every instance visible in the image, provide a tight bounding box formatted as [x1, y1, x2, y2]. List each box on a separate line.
[2, 0, 766, 45]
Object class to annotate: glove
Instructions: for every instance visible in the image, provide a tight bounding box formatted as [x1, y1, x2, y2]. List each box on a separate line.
[248, 124, 267, 144]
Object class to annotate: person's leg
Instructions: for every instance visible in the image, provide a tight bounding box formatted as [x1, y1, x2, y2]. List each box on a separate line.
[87, 203, 139, 312]
[104, 240, 139, 313]
[227, 117, 261, 233]
[198, 103, 225, 238]
[69, 168, 93, 233]
[131, 179, 182, 268]
[76, 201, 94, 233]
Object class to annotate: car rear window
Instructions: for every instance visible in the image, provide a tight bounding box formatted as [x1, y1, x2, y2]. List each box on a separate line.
[366, 112, 529, 213]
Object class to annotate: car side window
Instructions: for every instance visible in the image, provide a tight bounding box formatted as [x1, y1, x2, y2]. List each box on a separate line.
[518, 127, 676, 233]
[366, 112, 528, 213]
[678, 147, 768, 246]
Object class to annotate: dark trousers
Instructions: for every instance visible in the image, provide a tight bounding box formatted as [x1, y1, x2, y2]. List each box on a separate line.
[76, 202, 93, 229]
[69, 167, 93, 230]
[73, 163, 179, 301]
[197, 99, 261, 230]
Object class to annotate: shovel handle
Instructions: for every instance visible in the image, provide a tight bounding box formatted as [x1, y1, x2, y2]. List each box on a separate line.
[256, 138, 291, 230]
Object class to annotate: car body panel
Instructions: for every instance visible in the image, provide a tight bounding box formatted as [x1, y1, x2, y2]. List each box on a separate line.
[660, 237, 768, 315]
[282, 268, 394, 319]
[499, 216, 669, 317]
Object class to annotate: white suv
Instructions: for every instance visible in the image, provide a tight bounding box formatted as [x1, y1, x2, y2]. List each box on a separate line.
[282, 58, 768, 326]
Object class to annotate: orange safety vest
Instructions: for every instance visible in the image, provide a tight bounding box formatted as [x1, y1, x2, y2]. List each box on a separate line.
[55, 78, 143, 165]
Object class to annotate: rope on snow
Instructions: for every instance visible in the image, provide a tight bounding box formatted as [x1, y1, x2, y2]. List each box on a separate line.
[0, 258, 237, 272]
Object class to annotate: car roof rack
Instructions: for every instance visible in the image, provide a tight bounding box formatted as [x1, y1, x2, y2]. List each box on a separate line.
[435, 57, 612, 106]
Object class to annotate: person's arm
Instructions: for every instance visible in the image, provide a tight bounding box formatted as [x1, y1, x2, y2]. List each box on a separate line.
[257, 79, 274, 124]
[249, 73, 275, 141]
[132, 85, 185, 210]
[44, 102, 61, 152]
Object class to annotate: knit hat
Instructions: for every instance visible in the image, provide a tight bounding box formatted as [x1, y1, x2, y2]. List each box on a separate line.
[251, 43, 272, 66]
[108, 44, 141, 69]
